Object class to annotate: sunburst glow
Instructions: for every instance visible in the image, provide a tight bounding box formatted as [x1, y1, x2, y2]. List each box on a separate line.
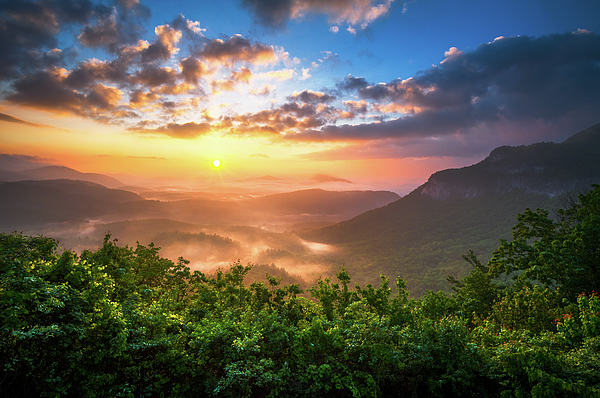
[213, 159, 221, 168]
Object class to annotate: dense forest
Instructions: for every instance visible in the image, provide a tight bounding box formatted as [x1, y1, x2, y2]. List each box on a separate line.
[1, 186, 600, 397]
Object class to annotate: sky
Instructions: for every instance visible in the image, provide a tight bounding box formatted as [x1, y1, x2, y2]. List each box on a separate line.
[1, 0, 599, 195]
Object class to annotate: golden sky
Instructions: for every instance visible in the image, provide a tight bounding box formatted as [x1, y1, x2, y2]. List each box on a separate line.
[1, 0, 599, 194]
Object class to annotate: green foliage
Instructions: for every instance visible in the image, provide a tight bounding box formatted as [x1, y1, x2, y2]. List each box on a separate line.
[2, 186, 600, 398]
[488, 185, 600, 300]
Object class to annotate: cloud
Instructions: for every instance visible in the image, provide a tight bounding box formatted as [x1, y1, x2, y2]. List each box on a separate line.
[179, 57, 211, 84]
[289, 90, 336, 104]
[249, 153, 271, 158]
[337, 74, 369, 91]
[126, 155, 166, 160]
[250, 84, 273, 96]
[199, 35, 277, 66]
[7, 68, 87, 114]
[211, 67, 253, 93]
[343, 100, 369, 114]
[241, 0, 396, 30]
[0, 2, 293, 127]
[300, 68, 311, 80]
[129, 121, 213, 138]
[0, 0, 94, 80]
[308, 31, 600, 145]
[330, 26, 339, 33]
[64, 58, 130, 89]
[6, 67, 130, 120]
[0, 153, 56, 171]
[255, 69, 295, 80]
[441, 46, 463, 63]
[141, 24, 182, 62]
[134, 65, 178, 88]
[298, 136, 489, 161]
[77, 1, 150, 53]
[0, 112, 47, 128]
[310, 173, 352, 183]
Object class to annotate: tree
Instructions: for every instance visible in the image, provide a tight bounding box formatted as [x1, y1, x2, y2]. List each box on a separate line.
[487, 184, 600, 300]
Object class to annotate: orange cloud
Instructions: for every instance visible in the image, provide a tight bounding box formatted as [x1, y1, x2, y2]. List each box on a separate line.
[128, 91, 161, 109]
[211, 67, 253, 93]
[179, 57, 211, 84]
[141, 24, 182, 62]
[129, 121, 212, 138]
[200, 35, 277, 67]
[250, 84, 274, 96]
[372, 102, 420, 114]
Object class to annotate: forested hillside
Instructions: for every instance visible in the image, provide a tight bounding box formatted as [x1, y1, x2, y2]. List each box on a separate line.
[2, 185, 599, 397]
[302, 124, 600, 295]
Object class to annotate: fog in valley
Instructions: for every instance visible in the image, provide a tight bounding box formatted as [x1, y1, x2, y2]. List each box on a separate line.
[0, 167, 398, 285]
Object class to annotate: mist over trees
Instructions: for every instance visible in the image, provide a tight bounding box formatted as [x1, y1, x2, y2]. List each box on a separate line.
[2, 185, 600, 397]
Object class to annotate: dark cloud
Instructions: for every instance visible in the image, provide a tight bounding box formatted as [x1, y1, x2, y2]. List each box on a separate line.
[308, 31, 600, 143]
[180, 57, 210, 84]
[77, 0, 149, 53]
[141, 24, 182, 63]
[288, 90, 335, 104]
[299, 136, 493, 161]
[240, 0, 293, 30]
[134, 65, 177, 87]
[64, 58, 130, 88]
[0, 0, 94, 79]
[0, 112, 45, 127]
[310, 173, 352, 183]
[240, 0, 396, 31]
[7, 69, 86, 113]
[361, 32, 600, 115]
[6, 69, 124, 118]
[77, 8, 121, 50]
[129, 121, 212, 138]
[337, 74, 369, 92]
[199, 35, 276, 66]
[289, 105, 476, 142]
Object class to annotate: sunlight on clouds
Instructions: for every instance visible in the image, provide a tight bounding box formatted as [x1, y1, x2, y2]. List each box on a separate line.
[441, 47, 463, 63]
[255, 69, 295, 80]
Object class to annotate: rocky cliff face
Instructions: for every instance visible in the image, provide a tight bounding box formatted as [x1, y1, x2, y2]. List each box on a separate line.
[420, 123, 600, 200]
[420, 175, 600, 200]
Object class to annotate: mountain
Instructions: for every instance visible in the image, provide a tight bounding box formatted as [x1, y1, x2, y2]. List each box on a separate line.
[300, 123, 600, 295]
[0, 179, 145, 228]
[0, 165, 124, 188]
[0, 178, 399, 231]
[243, 189, 400, 218]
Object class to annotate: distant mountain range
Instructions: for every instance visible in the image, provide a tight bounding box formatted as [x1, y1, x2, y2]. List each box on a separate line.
[0, 177, 399, 230]
[0, 165, 124, 188]
[0, 179, 145, 227]
[301, 123, 600, 295]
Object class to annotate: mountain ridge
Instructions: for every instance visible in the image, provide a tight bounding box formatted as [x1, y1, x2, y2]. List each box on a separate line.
[0, 165, 124, 188]
[300, 123, 600, 294]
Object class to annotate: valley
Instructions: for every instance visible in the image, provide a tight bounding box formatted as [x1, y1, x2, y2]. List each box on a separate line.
[2, 123, 600, 295]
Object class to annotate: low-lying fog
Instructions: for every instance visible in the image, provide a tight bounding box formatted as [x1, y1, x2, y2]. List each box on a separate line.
[27, 219, 339, 284]
[1, 178, 399, 285]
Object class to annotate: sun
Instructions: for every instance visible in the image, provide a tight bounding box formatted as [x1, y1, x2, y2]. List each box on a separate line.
[212, 159, 221, 168]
